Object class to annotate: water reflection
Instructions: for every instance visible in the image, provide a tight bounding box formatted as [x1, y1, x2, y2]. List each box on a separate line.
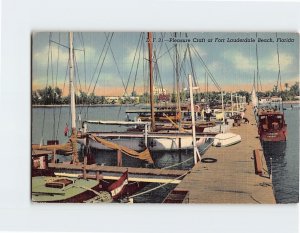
[262, 141, 298, 203]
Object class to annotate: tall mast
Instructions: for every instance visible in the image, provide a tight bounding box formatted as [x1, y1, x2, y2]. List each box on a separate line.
[69, 32, 76, 129]
[175, 42, 181, 128]
[69, 32, 78, 163]
[148, 32, 155, 131]
[255, 32, 259, 91]
[188, 75, 201, 165]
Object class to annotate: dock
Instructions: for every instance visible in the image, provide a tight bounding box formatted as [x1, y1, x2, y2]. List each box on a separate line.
[173, 104, 276, 203]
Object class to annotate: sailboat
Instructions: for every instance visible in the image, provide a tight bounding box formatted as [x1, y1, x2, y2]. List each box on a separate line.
[32, 32, 146, 203]
[78, 32, 214, 152]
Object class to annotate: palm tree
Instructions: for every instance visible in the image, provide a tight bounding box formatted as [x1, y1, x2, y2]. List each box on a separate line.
[284, 83, 289, 91]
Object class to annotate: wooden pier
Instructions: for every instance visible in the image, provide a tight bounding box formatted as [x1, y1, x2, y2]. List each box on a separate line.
[173, 104, 276, 203]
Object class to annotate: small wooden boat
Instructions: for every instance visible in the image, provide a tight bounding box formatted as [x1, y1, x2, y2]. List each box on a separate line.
[32, 176, 112, 203]
[213, 132, 241, 147]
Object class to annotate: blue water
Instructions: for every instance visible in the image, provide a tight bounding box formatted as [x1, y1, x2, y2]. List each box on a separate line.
[262, 104, 299, 203]
[32, 104, 299, 203]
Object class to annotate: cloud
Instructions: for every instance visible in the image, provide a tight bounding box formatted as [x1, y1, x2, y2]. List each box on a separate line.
[260, 52, 293, 72]
[223, 50, 255, 71]
[224, 49, 294, 73]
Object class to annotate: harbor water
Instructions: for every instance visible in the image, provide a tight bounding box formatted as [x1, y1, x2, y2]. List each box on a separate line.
[32, 104, 299, 203]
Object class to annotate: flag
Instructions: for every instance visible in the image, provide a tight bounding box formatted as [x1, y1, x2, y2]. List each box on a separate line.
[107, 170, 128, 200]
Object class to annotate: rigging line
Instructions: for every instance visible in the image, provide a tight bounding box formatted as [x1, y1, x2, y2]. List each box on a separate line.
[41, 32, 52, 143]
[152, 51, 164, 98]
[156, 44, 176, 60]
[191, 44, 222, 92]
[156, 32, 166, 58]
[87, 32, 111, 94]
[74, 52, 84, 116]
[80, 32, 87, 92]
[56, 62, 69, 139]
[164, 43, 176, 78]
[92, 33, 114, 95]
[104, 32, 127, 95]
[276, 32, 283, 92]
[55, 33, 60, 89]
[187, 44, 198, 87]
[191, 44, 218, 91]
[132, 34, 143, 95]
[50, 38, 57, 140]
[179, 47, 188, 86]
[142, 33, 148, 101]
[49, 40, 69, 49]
[117, 33, 143, 118]
[128, 171, 190, 199]
[191, 44, 221, 91]
[122, 33, 143, 97]
[49, 39, 84, 51]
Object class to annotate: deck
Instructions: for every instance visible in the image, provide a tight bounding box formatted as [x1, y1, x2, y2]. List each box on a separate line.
[173, 104, 276, 203]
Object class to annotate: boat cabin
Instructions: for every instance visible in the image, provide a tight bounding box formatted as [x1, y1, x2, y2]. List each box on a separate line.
[259, 112, 284, 131]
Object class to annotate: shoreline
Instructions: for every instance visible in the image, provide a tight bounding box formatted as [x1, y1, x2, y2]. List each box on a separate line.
[32, 104, 139, 108]
[32, 100, 300, 108]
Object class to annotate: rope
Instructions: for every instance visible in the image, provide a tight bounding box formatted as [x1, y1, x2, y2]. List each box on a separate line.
[73, 185, 109, 198]
[87, 32, 112, 94]
[91, 33, 114, 95]
[128, 170, 190, 198]
[55, 61, 69, 139]
[191, 44, 222, 92]
[162, 156, 194, 169]
[132, 34, 143, 96]
[276, 33, 283, 93]
[41, 32, 52, 144]
[161, 139, 213, 170]
[123, 32, 143, 97]
[104, 32, 127, 94]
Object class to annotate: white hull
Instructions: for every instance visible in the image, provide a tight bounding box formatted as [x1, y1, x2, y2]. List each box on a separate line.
[213, 133, 241, 147]
[203, 119, 234, 134]
[78, 136, 207, 151]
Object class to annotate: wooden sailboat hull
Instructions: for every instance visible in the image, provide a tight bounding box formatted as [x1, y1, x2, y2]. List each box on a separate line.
[78, 133, 210, 151]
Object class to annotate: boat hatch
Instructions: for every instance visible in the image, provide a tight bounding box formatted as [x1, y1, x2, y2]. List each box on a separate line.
[45, 178, 74, 189]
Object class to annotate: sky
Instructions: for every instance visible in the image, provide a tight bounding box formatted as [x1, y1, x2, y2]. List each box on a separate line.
[32, 32, 299, 96]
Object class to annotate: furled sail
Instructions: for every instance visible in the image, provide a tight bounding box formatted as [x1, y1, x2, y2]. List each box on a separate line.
[90, 134, 153, 164]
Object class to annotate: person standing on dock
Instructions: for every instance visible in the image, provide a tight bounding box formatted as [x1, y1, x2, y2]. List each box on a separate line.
[64, 123, 69, 137]
[205, 105, 212, 121]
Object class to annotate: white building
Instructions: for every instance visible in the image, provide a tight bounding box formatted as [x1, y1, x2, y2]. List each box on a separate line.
[154, 87, 167, 95]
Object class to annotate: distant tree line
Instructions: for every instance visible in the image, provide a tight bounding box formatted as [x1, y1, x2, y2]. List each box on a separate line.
[256, 82, 300, 101]
[32, 82, 299, 105]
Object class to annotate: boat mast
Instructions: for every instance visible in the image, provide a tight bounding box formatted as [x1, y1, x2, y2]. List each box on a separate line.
[175, 40, 181, 128]
[221, 91, 225, 123]
[148, 32, 155, 131]
[188, 74, 201, 165]
[69, 32, 78, 163]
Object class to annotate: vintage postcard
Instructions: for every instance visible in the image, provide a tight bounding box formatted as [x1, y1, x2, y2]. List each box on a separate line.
[31, 32, 299, 204]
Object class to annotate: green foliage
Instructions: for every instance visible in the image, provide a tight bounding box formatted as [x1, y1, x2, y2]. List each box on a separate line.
[32, 82, 300, 105]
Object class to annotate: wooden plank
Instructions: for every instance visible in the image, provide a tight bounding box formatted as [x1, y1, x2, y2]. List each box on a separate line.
[32, 149, 53, 157]
[48, 163, 188, 177]
[254, 149, 263, 175]
[54, 172, 181, 184]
